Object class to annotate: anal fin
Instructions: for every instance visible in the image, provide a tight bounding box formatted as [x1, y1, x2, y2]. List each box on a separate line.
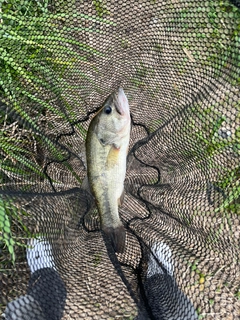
[81, 175, 92, 194]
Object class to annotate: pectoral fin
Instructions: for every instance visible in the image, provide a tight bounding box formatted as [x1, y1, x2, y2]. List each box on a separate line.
[81, 175, 92, 194]
[107, 145, 120, 169]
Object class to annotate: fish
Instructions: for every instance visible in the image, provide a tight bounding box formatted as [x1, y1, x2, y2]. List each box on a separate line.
[86, 87, 131, 253]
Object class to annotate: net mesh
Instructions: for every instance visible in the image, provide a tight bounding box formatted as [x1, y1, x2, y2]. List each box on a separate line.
[0, 0, 239, 319]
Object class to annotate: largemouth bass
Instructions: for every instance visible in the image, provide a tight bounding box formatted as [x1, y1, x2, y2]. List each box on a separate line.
[86, 87, 131, 253]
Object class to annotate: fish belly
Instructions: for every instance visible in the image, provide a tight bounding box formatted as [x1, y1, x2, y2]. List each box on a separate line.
[87, 132, 128, 252]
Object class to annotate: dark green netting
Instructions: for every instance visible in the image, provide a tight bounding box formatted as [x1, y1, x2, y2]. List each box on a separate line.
[0, 0, 239, 319]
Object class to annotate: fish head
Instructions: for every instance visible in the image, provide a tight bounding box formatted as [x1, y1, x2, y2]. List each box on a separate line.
[94, 87, 131, 147]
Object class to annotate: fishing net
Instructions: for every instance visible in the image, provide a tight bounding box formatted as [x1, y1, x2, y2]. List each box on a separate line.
[0, 0, 239, 319]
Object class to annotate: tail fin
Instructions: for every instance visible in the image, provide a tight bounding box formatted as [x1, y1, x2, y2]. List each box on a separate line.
[103, 225, 126, 253]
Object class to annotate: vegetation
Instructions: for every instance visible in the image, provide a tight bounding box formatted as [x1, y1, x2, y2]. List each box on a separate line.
[0, 0, 113, 264]
[0, 0, 239, 284]
[0, 196, 32, 264]
[185, 103, 239, 214]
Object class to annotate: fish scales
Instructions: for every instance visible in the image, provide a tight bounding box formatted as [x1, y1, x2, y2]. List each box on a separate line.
[86, 87, 131, 253]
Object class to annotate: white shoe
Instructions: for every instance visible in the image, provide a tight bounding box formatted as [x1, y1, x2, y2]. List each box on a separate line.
[26, 237, 55, 273]
[147, 242, 174, 278]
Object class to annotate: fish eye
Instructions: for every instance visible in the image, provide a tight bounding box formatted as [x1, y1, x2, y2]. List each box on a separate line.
[104, 106, 112, 114]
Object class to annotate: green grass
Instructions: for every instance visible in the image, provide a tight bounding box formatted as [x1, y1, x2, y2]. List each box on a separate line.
[0, 196, 33, 265]
[0, 198, 15, 263]
[0, 0, 116, 187]
[93, 0, 110, 17]
[0, 0, 115, 264]
[163, 0, 240, 82]
[180, 100, 239, 214]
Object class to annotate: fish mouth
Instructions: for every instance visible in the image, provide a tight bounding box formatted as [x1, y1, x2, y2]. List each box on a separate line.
[114, 87, 126, 116]
[115, 104, 122, 115]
